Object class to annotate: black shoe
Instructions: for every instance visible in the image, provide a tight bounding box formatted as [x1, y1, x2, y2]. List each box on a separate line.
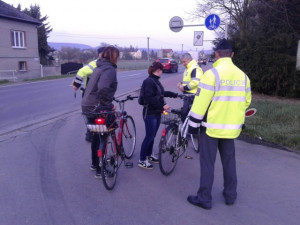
[95, 169, 102, 179]
[187, 195, 212, 210]
[90, 165, 97, 171]
[85, 135, 93, 142]
[223, 192, 235, 205]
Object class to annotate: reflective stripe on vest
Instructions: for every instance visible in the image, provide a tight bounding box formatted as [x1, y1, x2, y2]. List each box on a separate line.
[190, 111, 204, 120]
[188, 120, 201, 128]
[87, 64, 94, 71]
[212, 96, 246, 102]
[202, 122, 243, 130]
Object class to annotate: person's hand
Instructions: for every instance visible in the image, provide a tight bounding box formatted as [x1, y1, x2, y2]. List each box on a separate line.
[72, 81, 78, 91]
[163, 104, 170, 110]
[177, 83, 184, 92]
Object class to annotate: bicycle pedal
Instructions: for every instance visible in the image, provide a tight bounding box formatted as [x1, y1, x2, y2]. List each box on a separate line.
[185, 155, 193, 159]
[125, 162, 133, 168]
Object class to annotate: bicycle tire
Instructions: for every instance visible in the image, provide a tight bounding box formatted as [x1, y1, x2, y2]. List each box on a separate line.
[190, 132, 200, 153]
[101, 134, 118, 190]
[159, 124, 179, 176]
[122, 115, 136, 159]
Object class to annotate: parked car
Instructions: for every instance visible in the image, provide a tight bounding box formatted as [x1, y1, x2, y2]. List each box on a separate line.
[198, 58, 207, 66]
[156, 58, 178, 73]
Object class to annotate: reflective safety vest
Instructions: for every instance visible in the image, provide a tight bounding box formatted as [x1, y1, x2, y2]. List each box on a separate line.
[73, 59, 97, 88]
[189, 57, 252, 139]
[182, 59, 203, 94]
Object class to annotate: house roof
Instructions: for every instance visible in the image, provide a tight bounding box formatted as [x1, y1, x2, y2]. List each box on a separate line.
[0, 0, 41, 25]
[162, 49, 173, 53]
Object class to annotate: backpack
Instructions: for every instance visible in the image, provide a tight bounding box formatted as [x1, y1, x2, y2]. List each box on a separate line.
[138, 78, 161, 106]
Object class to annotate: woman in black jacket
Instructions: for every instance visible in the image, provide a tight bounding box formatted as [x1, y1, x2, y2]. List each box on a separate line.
[81, 46, 119, 178]
[139, 62, 178, 169]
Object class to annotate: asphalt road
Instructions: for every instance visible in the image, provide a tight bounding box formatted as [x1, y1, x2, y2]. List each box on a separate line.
[0, 65, 299, 225]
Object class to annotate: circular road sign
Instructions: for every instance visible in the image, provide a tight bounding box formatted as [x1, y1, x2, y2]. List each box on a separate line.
[169, 16, 184, 32]
[205, 14, 220, 30]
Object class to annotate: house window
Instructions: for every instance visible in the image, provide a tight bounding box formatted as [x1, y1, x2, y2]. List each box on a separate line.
[11, 30, 26, 48]
[18, 61, 27, 71]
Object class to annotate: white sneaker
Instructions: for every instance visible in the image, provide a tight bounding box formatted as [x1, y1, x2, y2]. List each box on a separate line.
[147, 155, 159, 164]
[138, 160, 154, 169]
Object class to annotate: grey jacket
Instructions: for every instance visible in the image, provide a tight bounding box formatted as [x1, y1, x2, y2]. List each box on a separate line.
[81, 58, 117, 113]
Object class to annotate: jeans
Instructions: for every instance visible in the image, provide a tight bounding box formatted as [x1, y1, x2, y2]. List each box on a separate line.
[140, 114, 161, 161]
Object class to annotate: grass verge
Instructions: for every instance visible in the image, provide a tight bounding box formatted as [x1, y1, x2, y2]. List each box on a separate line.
[244, 96, 300, 152]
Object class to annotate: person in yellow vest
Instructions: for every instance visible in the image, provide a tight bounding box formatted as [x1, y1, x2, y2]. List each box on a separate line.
[187, 39, 252, 209]
[72, 47, 106, 94]
[177, 53, 203, 122]
[72, 47, 105, 142]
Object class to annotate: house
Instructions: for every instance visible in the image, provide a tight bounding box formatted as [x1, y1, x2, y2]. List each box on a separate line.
[0, 0, 42, 81]
[157, 49, 174, 58]
[120, 50, 142, 60]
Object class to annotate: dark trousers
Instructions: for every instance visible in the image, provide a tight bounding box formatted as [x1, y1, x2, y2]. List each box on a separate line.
[181, 95, 194, 122]
[140, 114, 161, 161]
[197, 128, 237, 205]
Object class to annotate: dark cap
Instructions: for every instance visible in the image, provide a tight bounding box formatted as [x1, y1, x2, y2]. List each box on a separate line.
[97, 47, 106, 54]
[216, 39, 232, 50]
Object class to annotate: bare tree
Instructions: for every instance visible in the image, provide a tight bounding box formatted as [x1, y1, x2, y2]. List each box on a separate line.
[189, 0, 254, 39]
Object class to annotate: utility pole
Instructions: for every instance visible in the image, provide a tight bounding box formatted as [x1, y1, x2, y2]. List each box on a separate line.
[147, 37, 150, 68]
[181, 44, 183, 57]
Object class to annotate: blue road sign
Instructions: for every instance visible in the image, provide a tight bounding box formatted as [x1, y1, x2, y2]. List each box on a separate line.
[205, 14, 220, 30]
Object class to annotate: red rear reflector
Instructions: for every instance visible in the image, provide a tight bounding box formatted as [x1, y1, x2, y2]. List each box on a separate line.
[95, 118, 105, 125]
[162, 128, 166, 136]
[98, 150, 103, 157]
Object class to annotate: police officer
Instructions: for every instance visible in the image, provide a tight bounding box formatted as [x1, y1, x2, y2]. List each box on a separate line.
[187, 39, 252, 209]
[72, 47, 105, 142]
[177, 53, 203, 122]
[72, 47, 106, 93]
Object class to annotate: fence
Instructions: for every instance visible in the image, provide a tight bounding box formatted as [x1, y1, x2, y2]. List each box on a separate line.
[0, 70, 17, 81]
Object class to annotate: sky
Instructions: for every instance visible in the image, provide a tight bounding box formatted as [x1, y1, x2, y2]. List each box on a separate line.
[5, 0, 219, 51]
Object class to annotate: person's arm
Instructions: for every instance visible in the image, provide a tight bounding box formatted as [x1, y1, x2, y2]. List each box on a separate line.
[188, 71, 215, 133]
[164, 91, 178, 98]
[72, 62, 95, 90]
[183, 68, 202, 91]
[97, 68, 117, 107]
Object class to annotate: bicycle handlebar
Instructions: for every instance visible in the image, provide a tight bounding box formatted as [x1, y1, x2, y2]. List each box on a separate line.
[113, 95, 138, 103]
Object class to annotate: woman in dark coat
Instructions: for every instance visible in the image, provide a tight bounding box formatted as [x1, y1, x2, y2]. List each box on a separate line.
[139, 62, 178, 169]
[81, 46, 119, 178]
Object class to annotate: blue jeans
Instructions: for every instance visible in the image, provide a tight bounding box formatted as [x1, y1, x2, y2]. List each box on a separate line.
[140, 114, 161, 161]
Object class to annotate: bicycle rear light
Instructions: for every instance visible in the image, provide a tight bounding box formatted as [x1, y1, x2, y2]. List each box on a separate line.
[162, 128, 166, 136]
[98, 149, 103, 157]
[95, 118, 106, 125]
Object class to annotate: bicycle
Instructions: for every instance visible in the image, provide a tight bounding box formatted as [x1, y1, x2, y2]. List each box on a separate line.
[158, 94, 200, 176]
[158, 104, 257, 176]
[83, 95, 137, 190]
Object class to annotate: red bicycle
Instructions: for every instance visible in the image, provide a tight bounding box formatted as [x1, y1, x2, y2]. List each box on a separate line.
[83, 95, 137, 190]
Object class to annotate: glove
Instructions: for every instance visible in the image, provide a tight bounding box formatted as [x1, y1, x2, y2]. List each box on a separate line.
[188, 125, 199, 134]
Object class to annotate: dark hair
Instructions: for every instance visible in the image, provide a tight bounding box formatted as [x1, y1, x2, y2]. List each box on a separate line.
[148, 62, 163, 75]
[102, 46, 120, 64]
[215, 49, 232, 57]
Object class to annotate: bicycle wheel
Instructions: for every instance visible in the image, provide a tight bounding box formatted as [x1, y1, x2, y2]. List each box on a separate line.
[190, 132, 200, 153]
[159, 124, 179, 176]
[122, 115, 136, 159]
[101, 134, 118, 190]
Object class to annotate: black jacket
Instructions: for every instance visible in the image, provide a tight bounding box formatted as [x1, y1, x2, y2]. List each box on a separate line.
[142, 74, 177, 116]
[81, 58, 117, 113]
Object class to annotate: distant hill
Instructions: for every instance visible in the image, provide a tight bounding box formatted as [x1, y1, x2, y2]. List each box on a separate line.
[49, 42, 93, 51]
